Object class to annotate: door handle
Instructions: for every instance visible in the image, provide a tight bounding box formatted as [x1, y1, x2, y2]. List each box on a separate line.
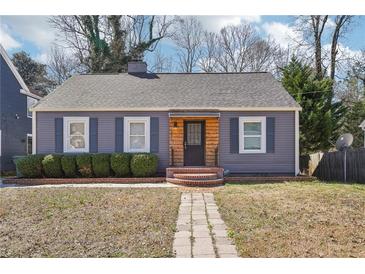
[184, 141, 187, 150]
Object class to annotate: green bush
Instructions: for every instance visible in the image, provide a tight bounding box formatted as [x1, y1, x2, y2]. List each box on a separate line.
[110, 153, 131, 177]
[92, 153, 110, 177]
[130, 153, 158, 177]
[61, 155, 77, 177]
[42, 154, 63, 178]
[76, 154, 93, 177]
[15, 155, 44, 178]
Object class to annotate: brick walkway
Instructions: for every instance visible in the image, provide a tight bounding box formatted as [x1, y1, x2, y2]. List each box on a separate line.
[173, 192, 238, 258]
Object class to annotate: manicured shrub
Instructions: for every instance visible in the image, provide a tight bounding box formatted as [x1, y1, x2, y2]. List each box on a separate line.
[76, 154, 93, 177]
[42, 154, 63, 178]
[92, 153, 110, 177]
[15, 154, 44, 178]
[130, 153, 158, 177]
[110, 153, 131, 177]
[61, 155, 77, 178]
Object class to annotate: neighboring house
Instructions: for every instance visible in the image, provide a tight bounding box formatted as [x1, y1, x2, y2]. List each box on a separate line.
[0, 44, 41, 173]
[32, 61, 301, 177]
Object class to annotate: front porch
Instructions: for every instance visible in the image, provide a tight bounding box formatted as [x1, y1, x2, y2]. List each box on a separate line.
[167, 112, 223, 186]
[168, 113, 220, 167]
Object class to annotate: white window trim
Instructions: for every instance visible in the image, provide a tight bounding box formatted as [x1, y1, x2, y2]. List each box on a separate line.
[63, 117, 89, 153]
[239, 116, 266, 154]
[26, 134, 32, 155]
[124, 117, 150, 153]
[27, 96, 38, 118]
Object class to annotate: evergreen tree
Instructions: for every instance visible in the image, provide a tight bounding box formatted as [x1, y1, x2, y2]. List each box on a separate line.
[12, 51, 55, 95]
[281, 57, 345, 154]
[341, 100, 365, 148]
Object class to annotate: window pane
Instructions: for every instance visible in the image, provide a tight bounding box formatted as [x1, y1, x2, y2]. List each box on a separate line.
[130, 123, 145, 135]
[70, 136, 85, 148]
[244, 122, 261, 135]
[70, 123, 85, 135]
[130, 136, 145, 149]
[187, 123, 201, 145]
[244, 136, 261, 150]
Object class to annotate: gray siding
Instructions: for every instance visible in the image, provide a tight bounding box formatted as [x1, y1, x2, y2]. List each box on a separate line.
[0, 55, 32, 172]
[36, 112, 169, 171]
[37, 111, 295, 174]
[219, 111, 295, 174]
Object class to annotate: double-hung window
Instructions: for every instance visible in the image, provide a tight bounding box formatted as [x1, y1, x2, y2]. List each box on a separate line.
[239, 116, 266, 153]
[124, 117, 150, 153]
[63, 117, 89, 153]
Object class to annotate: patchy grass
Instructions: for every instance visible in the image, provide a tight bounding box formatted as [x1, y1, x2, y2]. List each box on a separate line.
[0, 188, 180, 258]
[215, 181, 365, 257]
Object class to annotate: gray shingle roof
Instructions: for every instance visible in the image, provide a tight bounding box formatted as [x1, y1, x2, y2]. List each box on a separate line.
[33, 72, 301, 111]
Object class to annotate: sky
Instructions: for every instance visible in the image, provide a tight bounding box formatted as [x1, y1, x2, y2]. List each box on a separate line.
[1, 15, 364, 66]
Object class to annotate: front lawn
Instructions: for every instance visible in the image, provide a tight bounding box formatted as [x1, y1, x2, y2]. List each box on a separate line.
[215, 182, 365, 257]
[0, 188, 180, 257]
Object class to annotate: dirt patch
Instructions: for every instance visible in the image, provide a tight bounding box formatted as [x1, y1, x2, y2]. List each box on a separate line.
[0, 188, 180, 257]
[215, 182, 365, 257]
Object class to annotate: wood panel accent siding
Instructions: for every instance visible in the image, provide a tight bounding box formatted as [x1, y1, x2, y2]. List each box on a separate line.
[169, 117, 219, 167]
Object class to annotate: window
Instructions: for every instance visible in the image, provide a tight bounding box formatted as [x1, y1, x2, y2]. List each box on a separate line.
[63, 117, 89, 153]
[124, 117, 150, 152]
[27, 97, 38, 118]
[239, 117, 266, 153]
[27, 134, 32, 155]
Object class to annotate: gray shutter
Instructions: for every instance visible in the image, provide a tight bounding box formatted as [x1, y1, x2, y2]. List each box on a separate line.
[150, 117, 159, 153]
[266, 117, 275, 153]
[115, 117, 124, 152]
[89, 118, 98, 153]
[230, 118, 239, 154]
[55, 118, 63, 153]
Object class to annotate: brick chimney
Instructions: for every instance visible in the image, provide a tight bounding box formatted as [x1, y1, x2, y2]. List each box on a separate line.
[128, 61, 147, 73]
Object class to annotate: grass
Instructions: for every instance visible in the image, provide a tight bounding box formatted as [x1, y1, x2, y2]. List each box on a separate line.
[215, 181, 365, 258]
[0, 188, 180, 258]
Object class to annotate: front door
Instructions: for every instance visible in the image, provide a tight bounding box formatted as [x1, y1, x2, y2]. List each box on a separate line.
[184, 121, 205, 166]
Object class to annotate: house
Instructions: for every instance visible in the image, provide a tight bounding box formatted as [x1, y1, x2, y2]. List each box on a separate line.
[0, 44, 41, 173]
[32, 61, 301, 183]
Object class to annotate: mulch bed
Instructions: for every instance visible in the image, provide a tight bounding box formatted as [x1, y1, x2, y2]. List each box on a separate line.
[2, 177, 166, 185]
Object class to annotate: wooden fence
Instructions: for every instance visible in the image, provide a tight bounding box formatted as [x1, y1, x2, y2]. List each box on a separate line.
[300, 148, 365, 183]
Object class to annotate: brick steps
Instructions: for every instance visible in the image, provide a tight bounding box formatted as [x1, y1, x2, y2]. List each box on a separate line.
[166, 167, 224, 187]
[174, 173, 218, 180]
[166, 177, 224, 187]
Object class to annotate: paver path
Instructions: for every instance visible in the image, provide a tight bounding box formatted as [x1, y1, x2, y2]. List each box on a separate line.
[173, 192, 238, 258]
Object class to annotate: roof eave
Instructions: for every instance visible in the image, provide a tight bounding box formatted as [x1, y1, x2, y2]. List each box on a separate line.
[31, 106, 302, 112]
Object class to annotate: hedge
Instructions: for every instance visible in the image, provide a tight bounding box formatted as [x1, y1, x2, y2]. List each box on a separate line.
[61, 155, 77, 178]
[92, 153, 110, 177]
[14, 155, 43, 178]
[111, 153, 131, 177]
[14, 153, 158, 178]
[42, 154, 63, 178]
[76, 154, 93, 178]
[130, 153, 158, 177]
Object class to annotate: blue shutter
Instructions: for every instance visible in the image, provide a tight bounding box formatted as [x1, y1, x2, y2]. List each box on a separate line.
[150, 117, 159, 153]
[55, 118, 63, 153]
[89, 118, 98, 153]
[230, 118, 239, 154]
[266, 117, 275, 153]
[115, 117, 124, 152]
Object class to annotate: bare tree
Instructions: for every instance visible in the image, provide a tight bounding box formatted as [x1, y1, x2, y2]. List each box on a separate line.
[199, 31, 219, 72]
[172, 16, 203, 72]
[47, 45, 80, 85]
[197, 24, 287, 75]
[148, 47, 173, 72]
[295, 15, 354, 82]
[329, 16, 354, 80]
[49, 15, 174, 73]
